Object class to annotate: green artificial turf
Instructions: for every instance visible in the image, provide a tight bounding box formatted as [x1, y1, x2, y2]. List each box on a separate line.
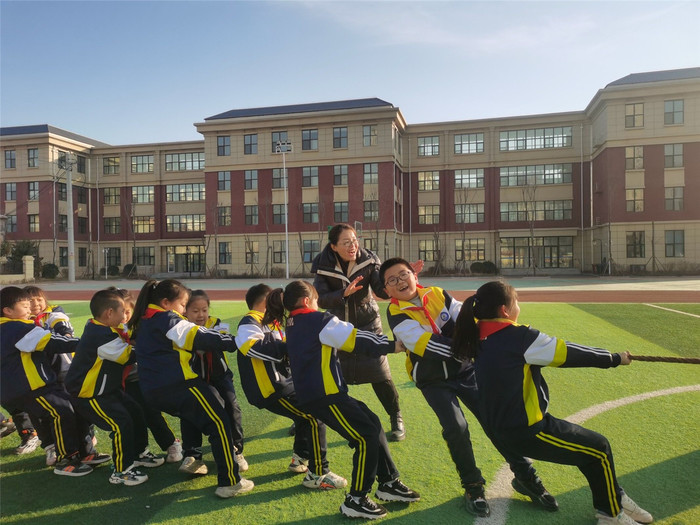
[1, 302, 698, 524]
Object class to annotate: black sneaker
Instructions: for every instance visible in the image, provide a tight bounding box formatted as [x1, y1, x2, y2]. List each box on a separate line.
[465, 483, 490, 517]
[340, 494, 388, 520]
[375, 478, 420, 502]
[512, 475, 559, 512]
[54, 456, 94, 477]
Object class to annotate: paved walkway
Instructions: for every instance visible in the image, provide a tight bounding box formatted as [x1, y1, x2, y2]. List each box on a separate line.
[13, 275, 700, 302]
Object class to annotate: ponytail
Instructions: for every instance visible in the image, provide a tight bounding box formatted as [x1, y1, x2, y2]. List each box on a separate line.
[128, 278, 188, 338]
[262, 281, 318, 327]
[452, 280, 517, 361]
[262, 288, 285, 326]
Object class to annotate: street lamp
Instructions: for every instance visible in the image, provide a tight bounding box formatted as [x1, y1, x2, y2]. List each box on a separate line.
[103, 248, 109, 280]
[275, 140, 292, 279]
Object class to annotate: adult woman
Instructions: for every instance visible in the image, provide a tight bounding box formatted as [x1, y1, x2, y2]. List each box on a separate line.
[311, 224, 410, 441]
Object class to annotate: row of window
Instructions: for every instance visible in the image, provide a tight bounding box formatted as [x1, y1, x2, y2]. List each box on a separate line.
[4, 149, 86, 172]
[625, 187, 685, 212]
[626, 230, 685, 258]
[4, 182, 88, 203]
[101, 153, 204, 175]
[625, 99, 684, 128]
[626, 144, 685, 169]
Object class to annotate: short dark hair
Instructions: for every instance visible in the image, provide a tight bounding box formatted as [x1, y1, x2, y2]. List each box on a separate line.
[1, 286, 31, 312]
[246, 283, 272, 309]
[107, 286, 135, 307]
[187, 290, 210, 308]
[90, 289, 124, 318]
[378, 257, 413, 287]
[328, 223, 356, 245]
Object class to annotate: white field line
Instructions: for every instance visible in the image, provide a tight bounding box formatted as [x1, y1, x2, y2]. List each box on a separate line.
[643, 303, 700, 318]
[478, 384, 700, 524]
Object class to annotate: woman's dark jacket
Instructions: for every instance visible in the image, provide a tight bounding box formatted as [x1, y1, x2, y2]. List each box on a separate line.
[311, 244, 391, 384]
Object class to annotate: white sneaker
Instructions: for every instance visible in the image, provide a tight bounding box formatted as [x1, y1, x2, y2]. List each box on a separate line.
[109, 464, 149, 486]
[622, 494, 653, 524]
[15, 432, 40, 454]
[45, 444, 57, 466]
[596, 510, 642, 525]
[179, 456, 208, 475]
[215, 478, 254, 498]
[302, 470, 348, 489]
[134, 449, 165, 468]
[166, 439, 183, 463]
[288, 453, 309, 473]
[235, 453, 249, 472]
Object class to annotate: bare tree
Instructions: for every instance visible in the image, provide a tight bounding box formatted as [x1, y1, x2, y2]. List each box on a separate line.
[522, 182, 538, 276]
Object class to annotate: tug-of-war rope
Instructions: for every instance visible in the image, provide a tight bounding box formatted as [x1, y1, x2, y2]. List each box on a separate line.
[630, 354, 700, 364]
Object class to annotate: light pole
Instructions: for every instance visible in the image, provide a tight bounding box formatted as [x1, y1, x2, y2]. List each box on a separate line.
[275, 140, 292, 279]
[103, 248, 109, 280]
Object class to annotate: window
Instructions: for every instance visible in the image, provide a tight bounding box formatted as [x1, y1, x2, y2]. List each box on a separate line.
[363, 125, 378, 146]
[625, 146, 644, 170]
[133, 216, 155, 233]
[454, 169, 484, 189]
[333, 127, 348, 148]
[271, 131, 289, 153]
[418, 205, 440, 225]
[626, 231, 645, 258]
[57, 151, 67, 169]
[105, 248, 121, 267]
[302, 240, 320, 263]
[103, 187, 120, 205]
[625, 103, 644, 128]
[302, 203, 319, 223]
[166, 214, 206, 232]
[219, 242, 232, 264]
[131, 155, 154, 173]
[302, 129, 318, 151]
[165, 183, 205, 202]
[28, 214, 39, 232]
[334, 201, 348, 223]
[455, 238, 485, 262]
[133, 247, 155, 266]
[334, 165, 348, 186]
[455, 203, 484, 224]
[6, 215, 17, 232]
[499, 164, 572, 187]
[500, 200, 573, 221]
[28, 148, 38, 167]
[77, 155, 86, 174]
[217, 171, 231, 191]
[245, 241, 259, 264]
[103, 156, 120, 174]
[665, 187, 683, 211]
[500, 236, 573, 269]
[626, 189, 644, 212]
[58, 214, 68, 233]
[245, 205, 258, 225]
[454, 133, 484, 154]
[302, 166, 318, 187]
[364, 237, 377, 251]
[165, 152, 205, 171]
[77, 186, 87, 204]
[364, 163, 378, 184]
[664, 144, 683, 168]
[217, 206, 231, 227]
[244, 134, 258, 155]
[664, 100, 683, 125]
[5, 183, 16, 200]
[78, 247, 87, 267]
[499, 127, 573, 151]
[59, 247, 68, 267]
[273, 240, 286, 263]
[104, 217, 121, 234]
[27, 181, 39, 200]
[364, 200, 379, 222]
[273, 204, 286, 224]
[418, 171, 440, 191]
[217, 136, 230, 156]
[272, 168, 285, 189]
[665, 230, 684, 257]
[57, 182, 67, 201]
[5, 150, 16, 168]
[418, 239, 439, 262]
[78, 216, 87, 234]
[132, 185, 154, 203]
[244, 170, 258, 190]
[417, 136, 439, 156]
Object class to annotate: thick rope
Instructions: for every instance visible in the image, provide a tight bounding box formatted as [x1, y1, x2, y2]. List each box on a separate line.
[630, 354, 700, 364]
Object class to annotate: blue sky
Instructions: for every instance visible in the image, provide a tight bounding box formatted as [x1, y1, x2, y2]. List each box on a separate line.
[1, 0, 698, 145]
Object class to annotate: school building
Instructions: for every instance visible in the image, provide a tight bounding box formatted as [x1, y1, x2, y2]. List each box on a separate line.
[1, 67, 698, 278]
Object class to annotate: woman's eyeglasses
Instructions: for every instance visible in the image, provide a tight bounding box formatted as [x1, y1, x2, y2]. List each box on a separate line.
[338, 239, 359, 248]
[384, 270, 412, 287]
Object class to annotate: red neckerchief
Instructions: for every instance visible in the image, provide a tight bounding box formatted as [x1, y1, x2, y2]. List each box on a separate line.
[289, 307, 315, 316]
[390, 286, 440, 334]
[478, 319, 515, 340]
[143, 304, 165, 319]
[34, 311, 49, 327]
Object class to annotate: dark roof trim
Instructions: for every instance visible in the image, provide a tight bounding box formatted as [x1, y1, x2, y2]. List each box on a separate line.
[205, 98, 394, 121]
[606, 67, 700, 87]
[0, 124, 110, 147]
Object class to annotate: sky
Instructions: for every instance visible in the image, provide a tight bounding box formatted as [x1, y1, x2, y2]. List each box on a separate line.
[1, 0, 699, 146]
